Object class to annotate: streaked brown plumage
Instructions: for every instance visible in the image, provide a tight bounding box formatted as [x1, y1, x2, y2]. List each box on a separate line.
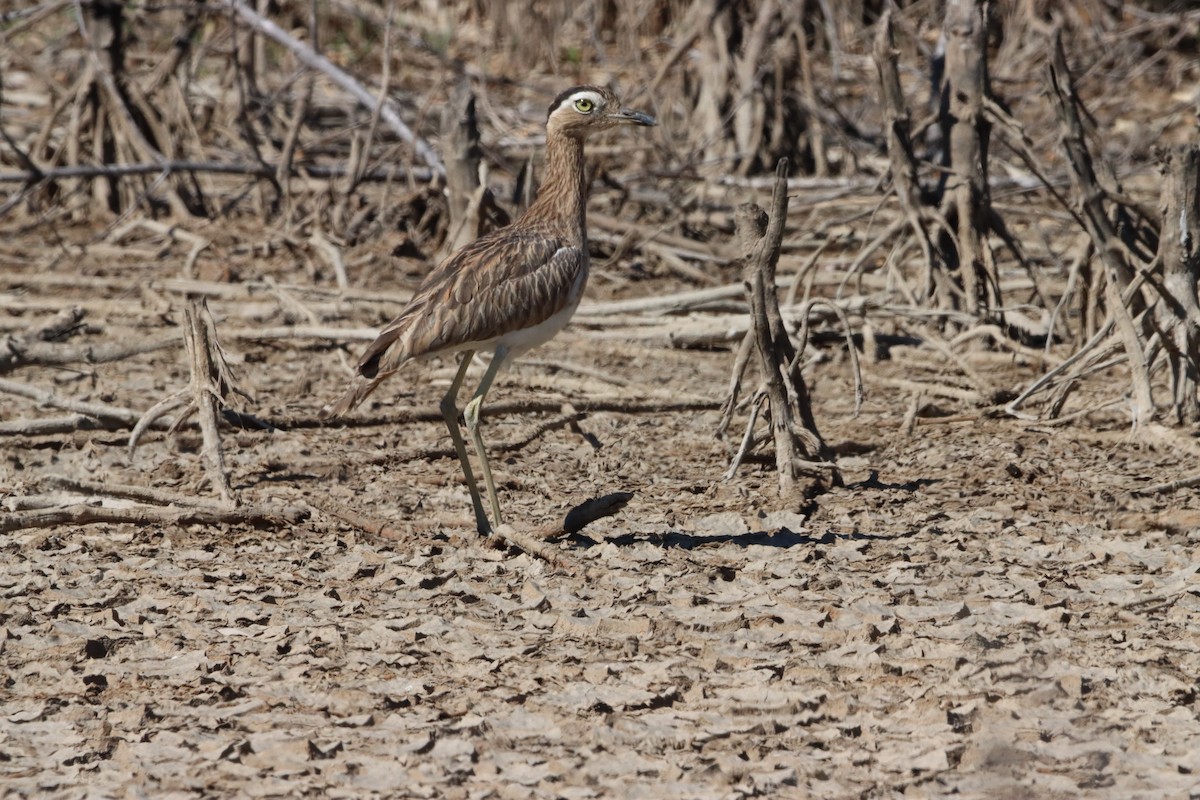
[322, 85, 655, 535]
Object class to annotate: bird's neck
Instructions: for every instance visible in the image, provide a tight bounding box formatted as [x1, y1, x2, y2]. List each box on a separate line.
[524, 133, 588, 235]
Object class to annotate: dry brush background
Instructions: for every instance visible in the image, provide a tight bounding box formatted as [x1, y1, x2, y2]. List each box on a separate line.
[3, 0, 1200, 797]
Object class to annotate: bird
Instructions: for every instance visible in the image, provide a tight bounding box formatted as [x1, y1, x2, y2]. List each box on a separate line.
[321, 85, 655, 536]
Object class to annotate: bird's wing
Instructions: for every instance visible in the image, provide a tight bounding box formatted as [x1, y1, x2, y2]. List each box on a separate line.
[360, 227, 583, 377]
[321, 226, 585, 419]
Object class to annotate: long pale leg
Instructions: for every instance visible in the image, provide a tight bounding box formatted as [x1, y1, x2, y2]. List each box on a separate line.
[463, 345, 510, 527]
[439, 350, 491, 535]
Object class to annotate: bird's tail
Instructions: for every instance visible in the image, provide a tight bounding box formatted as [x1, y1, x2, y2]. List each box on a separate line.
[321, 320, 409, 420]
[319, 373, 388, 420]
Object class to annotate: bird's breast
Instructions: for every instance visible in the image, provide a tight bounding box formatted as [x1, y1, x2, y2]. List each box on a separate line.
[497, 247, 588, 356]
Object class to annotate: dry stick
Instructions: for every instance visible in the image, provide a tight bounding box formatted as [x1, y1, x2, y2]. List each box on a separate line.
[794, 1, 827, 176]
[874, 376, 983, 405]
[0, 376, 141, 426]
[218, 0, 444, 177]
[1048, 30, 1155, 426]
[490, 525, 576, 571]
[872, 10, 940, 302]
[442, 81, 486, 256]
[308, 497, 580, 572]
[77, 1, 193, 219]
[0, 415, 113, 436]
[106, 219, 211, 278]
[181, 301, 238, 505]
[942, 0, 999, 317]
[0, 161, 435, 185]
[734, 159, 840, 494]
[277, 70, 314, 225]
[590, 212, 735, 263]
[716, 331, 757, 438]
[305, 497, 408, 539]
[724, 389, 767, 481]
[1006, 271, 1155, 417]
[792, 297, 864, 415]
[1, 268, 798, 321]
[0, 307, 91, 373]
[127, 392, 188, 454]
[577, 279, 780, 317]
[1154, 145, 1200, 423]
[347, 2, 393, 200]
[731, 0, 775, 177]
[42, 475, 215, 508]
[1132, 472, 1200, 496]
[1, 503, 308, 535]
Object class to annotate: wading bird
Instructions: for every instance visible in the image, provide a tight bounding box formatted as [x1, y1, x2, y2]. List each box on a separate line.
[322, 85, 655, 535]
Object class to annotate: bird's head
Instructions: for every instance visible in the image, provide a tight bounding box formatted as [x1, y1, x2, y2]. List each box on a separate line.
[545, 86, 656, 139]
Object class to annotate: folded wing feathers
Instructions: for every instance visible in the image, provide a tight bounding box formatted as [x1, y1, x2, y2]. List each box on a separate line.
[321, 224, 582, 419]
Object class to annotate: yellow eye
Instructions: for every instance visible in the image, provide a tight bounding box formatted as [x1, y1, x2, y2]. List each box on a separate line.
[574, 97, 595, 113]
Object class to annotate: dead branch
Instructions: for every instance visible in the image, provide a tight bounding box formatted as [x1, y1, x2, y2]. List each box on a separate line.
[724, 159, 840, 494]
[41, 474, 222, 508]
[0, 160, 435, 185]
[1044, 30, 1155, 425]
[1, 502, 308, 535]
[1153, 145, 1200, 424]
[128, 300, 248, 504]
[871, 5, 1017, 326]
[218, 0, 445, 177]
[873, 10, 940, 299]
[0, 333, 178, 375]
[0, 306, 87, 372]
[941, 0, 999, 317]
[489, 524, 576, 570]
[440, 82, 509, 256]
[0, 414, 115, 436]
[1132, 472, 1200, 496]
[187, 300, 243, 504]
[0, 376, 141, 426]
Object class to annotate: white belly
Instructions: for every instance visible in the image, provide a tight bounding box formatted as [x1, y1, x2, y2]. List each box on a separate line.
[498, 295, 580, 355]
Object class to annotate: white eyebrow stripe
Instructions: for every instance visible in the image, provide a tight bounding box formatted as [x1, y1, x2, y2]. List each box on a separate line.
[559, 90, 605, 112]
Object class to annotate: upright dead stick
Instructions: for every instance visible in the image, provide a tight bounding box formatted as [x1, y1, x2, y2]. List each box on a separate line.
[1048, 29, 1154, 425]
[942, 0, 999, 317]
[873, 10, 939, 297]
[1155, 145, 1200, 423]
[184, 301, 236, 504]
[438, 82, 510, 258]
[729, 159, 840, 494]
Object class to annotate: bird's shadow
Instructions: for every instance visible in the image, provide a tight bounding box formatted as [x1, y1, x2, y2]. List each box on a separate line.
[572, 526, 898, 550]
[570, 472, 939, 550]
[847, 470, 939, 493]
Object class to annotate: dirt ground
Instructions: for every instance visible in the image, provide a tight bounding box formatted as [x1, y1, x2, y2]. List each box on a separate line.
[3, 230, 1200, 799]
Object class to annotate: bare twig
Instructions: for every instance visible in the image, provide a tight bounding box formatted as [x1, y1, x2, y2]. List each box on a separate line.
[1153, 145, 1200, 423]
[218, 0, 445, 176]
[184, 300, 242, 505]
[1047, 29, 1155, 425]
[41, 475, 220, 508]
[941, 0, 1000, 317]
[1, 502, 307, 535]
[0, 376, 140, 426]
[726, 159, 840, 493]
[0, 160, 434, 185]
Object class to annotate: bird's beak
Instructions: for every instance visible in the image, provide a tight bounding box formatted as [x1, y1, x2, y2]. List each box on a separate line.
[612, 108, 656, 127]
